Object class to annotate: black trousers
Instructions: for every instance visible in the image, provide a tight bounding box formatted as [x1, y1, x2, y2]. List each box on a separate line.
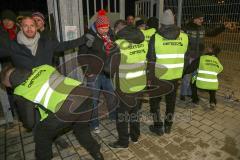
[116, 96, 142, 146]
[191, 82, 216, 104]
[34, 114, 100, 160]
[149, 79, 179, 127]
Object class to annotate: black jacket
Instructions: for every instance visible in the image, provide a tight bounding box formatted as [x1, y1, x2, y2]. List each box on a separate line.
[0, 22, 17, 64]
[79, 24, 116, 76]
[0, 34, 87, 70]
[110, 25, 145, 77]
[110, 26, 145, 97]
[183, 22, 225, 59]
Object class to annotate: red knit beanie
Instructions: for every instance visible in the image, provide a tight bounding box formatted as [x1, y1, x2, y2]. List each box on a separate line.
[95, 10, 109, 28]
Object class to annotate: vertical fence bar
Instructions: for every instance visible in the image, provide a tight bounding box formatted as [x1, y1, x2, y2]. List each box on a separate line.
[78, 0, 84, 36]
[177, 0, 183, 27]
[150, 0, 154, 17]
[101, 0, 103, 9]
[120, 0, 125, 19]
[94, 0, 97, 13]
[86, 0, 90, 28]
[108, 0, 110, 12]
[114, 0, 117, 13]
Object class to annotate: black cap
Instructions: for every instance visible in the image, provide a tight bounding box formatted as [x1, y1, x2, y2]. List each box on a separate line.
[9, 68, 31, 88]
[1, 10, 17, 22]
[135, 19, 145, 27]
[193, 11, 204, 19]
[147, 17, 159, 29]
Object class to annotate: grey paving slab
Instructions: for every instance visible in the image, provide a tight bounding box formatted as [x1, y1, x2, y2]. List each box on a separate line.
[0, 93, 240, 160]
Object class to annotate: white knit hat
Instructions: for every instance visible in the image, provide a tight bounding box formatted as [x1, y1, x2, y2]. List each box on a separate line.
[161, 9, 174, 25]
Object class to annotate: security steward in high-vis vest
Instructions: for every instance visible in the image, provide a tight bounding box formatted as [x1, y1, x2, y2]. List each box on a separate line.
[141, 17, 159, 42]
[1, 64, 104, 160]
[184, 45, 223, 110]
[108, 20, 148, 148]
[147, 9, 189, 135]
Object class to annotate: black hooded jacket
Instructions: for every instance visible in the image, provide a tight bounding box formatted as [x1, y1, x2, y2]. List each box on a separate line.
[109, 25, 145, 77]
[183, 21, 225, 59]
[78, 24, 116, 76]
[146, 24, 181, 80]
[109, 26, 145, 95]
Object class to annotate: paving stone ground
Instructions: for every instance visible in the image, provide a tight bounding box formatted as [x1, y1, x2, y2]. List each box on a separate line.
[0, 92, 240, 160]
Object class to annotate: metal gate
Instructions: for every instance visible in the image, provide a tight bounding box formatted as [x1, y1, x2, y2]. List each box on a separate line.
[47, 0, 125, 80]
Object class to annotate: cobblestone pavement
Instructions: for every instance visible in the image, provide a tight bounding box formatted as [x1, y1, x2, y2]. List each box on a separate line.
[0, 93, 240, 160]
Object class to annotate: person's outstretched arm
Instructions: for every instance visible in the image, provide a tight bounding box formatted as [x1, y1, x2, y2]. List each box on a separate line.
[52, 34, 95, 53]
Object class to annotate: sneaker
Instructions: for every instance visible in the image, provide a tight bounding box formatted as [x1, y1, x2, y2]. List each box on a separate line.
[89, 151, 104, 160]
[108, 141, 128, 149]
[210, 103, 216, 110]
[131, 139, 138, 144]
[164, 125, 172, 134]
[149, 125, 164, 136]
[93, 127, 100, 134]
[54, 137, 69, 149]
[192, 101, 200, 107]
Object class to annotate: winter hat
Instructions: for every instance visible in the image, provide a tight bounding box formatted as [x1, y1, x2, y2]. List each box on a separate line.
[32, 12, 45, 22]
[193, 11, 204, 19]
[95, 9, 110, 28]
[1, 10, 16, 22]
[135, 19, 145, 28]
[147, 17, 159, 29]
[160, 9, 174, 25]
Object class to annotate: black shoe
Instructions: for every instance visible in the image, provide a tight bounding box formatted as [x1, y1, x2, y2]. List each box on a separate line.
[108, 141, 128, 149]
[90, 152, 104, 160]
[180, 95, 185, 101]
[210, 103, 216, 110]
[54, 137, 69, 149]
[164, 125, 172, 134]
[131, 138, 138, 144]
[149, 125, 164, 136]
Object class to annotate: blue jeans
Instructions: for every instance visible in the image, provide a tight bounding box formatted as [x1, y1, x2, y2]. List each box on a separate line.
[180, 57, 196, 96]
[180, 74, 192, 96]
[87, 74, 117, 128]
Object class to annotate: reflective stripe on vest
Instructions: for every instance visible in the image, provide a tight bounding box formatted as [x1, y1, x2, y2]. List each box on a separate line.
[196, 77, 218, 82]
[156, 54, 185, 59]
[14, 65, 81, 120]
[119, 70, 146, 79]
[34, 75, 64, 107]
[115, 39, 148, 93]
[198, 70, 218, 75]
[155, 63, 184, 69]
[154, 32, 188, 80]
[119, 61, 145, 69]
[195, 55, 223, 90]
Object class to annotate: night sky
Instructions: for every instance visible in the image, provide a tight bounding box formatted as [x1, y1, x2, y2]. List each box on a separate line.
[0, 0, 136, 17]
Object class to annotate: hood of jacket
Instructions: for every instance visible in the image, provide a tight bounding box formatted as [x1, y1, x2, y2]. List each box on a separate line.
[157, 24, 180, 40]
[116, 25, 144, 44]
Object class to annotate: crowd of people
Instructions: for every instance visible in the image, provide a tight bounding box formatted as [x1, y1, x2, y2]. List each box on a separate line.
[0, 8, 230, 160]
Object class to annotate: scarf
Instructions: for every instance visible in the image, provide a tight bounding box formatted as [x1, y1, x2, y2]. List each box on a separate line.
[17, 30, 40, 56]
[0, 21, 17, 40]
[100, 34, 113, 56]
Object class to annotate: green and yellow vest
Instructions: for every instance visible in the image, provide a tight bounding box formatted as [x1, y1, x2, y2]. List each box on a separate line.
[194, 55, 223, 90]
[115, 39, 148, 93]
[141, 28, 156, 42]
[14, 65, 81, 120]
[154, 32, 188, 80]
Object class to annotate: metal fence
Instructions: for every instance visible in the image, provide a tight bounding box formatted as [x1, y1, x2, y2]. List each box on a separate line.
[135, 0, 240, 100]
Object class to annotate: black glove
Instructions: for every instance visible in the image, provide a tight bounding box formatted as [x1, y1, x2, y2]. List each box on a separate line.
[85, 33, 95, 47]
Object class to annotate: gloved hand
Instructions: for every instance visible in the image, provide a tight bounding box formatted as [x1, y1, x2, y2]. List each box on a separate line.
[85, 33, 95, 47]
